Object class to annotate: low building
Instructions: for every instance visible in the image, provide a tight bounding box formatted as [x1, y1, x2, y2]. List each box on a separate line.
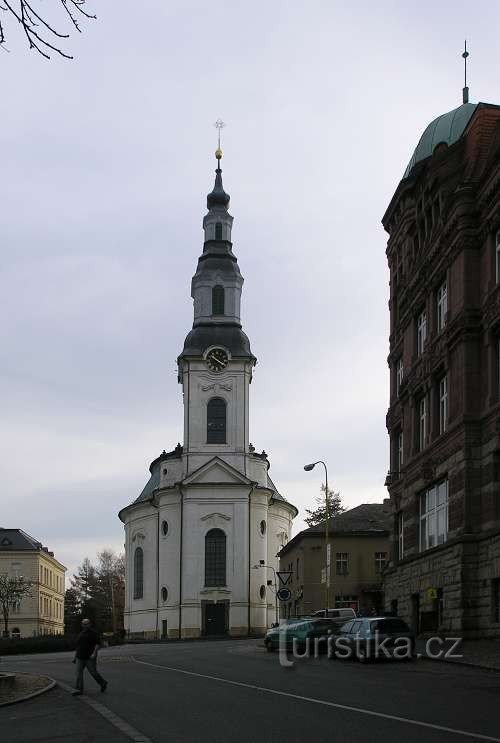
[278, 503, 391, 617]
[0, 529, 66, 637]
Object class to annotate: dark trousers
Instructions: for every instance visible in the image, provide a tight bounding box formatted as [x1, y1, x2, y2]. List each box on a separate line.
[75, 656, 106, 691]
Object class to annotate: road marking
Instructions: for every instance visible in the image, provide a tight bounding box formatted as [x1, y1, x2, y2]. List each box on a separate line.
[58, 681, 153, 743]
[132, 657, 500, 743]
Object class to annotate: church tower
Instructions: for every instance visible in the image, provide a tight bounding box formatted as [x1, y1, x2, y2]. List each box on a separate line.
[119, 142, 297, 639]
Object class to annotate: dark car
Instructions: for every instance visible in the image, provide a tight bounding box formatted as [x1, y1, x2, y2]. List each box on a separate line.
[332, 616, 415, 662]
[264, 618, 337, 653]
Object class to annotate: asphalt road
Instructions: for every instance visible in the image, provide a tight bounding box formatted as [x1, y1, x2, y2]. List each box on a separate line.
[2, 639, 500, 743]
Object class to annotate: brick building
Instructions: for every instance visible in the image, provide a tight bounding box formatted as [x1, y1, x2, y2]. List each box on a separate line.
[278, 503, 391, 618]
[383, 91, 500, 637]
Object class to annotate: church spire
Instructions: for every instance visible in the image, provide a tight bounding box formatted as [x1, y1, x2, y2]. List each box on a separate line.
[207, 119, 230, 209]
[462, 40, 470, 104]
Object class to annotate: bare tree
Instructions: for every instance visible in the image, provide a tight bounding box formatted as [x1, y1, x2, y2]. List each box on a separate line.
[0, 575, 32, 637]
[0, 1, 96, 59]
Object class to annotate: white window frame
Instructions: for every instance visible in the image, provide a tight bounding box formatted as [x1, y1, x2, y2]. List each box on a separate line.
[336, 553, 349, 575]
[496, 231, 500, 284]
[439, 375, 448, 434]
[420, 480, 449, 551]
[437, 281, 448, 332]
[397, 430, 403, 472]
[417, 310, 427, 355]
[419, 396, 427, 450]
[396, 358, 404, 395]
[398, 512, 404, 560]
[375, 552, 387, 573]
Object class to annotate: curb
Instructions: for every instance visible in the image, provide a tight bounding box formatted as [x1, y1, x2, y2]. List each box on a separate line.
[419, 655, 500, 672]
[0, 675, 57, 707]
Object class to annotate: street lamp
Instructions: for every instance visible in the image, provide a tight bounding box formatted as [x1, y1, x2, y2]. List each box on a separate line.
[253, 563, 279, 622]
[304, 460, 330, 612]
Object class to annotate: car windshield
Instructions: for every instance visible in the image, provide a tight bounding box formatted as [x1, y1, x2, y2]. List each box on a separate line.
[371, 618, 410, 633]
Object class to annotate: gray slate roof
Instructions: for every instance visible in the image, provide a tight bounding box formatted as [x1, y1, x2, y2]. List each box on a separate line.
[304, 503, 392, 535]
[0, 528, 43, 551]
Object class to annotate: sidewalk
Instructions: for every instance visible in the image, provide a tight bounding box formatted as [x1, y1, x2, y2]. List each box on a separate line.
[1, 685, 134, 742]
[417, 637, 500, 671]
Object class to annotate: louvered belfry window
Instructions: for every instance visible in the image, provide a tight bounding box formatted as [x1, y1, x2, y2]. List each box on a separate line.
[133, 547, 143, 599]
[212, 285, 225, 315]
[205, 529, 226, 586]
[215, 222, 223, 240]
[207, 397, 226, 443]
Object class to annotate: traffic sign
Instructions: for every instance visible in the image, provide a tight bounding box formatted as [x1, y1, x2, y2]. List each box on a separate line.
[277, 587, 292, 602]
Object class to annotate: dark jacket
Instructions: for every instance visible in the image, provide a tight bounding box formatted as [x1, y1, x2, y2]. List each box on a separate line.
[75, 627, 101, 660]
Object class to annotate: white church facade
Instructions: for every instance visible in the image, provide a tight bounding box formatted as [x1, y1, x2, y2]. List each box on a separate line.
[119, 150, 297, 638]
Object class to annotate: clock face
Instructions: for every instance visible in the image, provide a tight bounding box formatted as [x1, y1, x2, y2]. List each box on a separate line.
[206, 348, 228, 372]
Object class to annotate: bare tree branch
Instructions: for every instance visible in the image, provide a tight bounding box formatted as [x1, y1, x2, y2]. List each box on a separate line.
[0, 0, 96, 59]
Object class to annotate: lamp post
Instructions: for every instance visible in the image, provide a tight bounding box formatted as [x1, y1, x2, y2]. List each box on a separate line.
[304, 460, 330, 611]
[253, 563, 279, 622]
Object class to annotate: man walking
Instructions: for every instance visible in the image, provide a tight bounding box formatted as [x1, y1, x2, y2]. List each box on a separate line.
[72, 618, 108, 695]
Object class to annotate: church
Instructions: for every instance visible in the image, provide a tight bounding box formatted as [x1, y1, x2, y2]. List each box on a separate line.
[119, 144, 297, 639]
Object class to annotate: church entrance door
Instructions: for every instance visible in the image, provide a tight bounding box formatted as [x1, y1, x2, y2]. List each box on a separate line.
[205, 602, 226, 635]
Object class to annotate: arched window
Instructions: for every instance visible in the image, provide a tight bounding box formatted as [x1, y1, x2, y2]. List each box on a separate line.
[133, 547, 143, 599]
[496, 230, 500, 284]
[207, 397, 226, 443]
[215, 222, 223, 240]
[212, 285, 225, 315]
[205, 529, 226, 586]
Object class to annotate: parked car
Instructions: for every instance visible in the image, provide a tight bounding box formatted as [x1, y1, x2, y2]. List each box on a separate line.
[312, 608, 357, 621]
[264, 618, 338, 653]
[332, 616, 415, 662]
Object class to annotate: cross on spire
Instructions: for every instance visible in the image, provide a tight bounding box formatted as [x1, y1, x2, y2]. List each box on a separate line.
[214, 119, 225, 162]
[462, 40, 469, 104]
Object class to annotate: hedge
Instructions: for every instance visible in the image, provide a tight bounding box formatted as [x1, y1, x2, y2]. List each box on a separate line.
[0, 634, 123, 655]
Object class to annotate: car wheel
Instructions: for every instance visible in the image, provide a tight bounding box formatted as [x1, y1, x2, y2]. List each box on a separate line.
[265, 641, 274, 653]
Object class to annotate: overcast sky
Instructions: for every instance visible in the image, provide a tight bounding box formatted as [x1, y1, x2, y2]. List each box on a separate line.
[1, 1, 499, 579]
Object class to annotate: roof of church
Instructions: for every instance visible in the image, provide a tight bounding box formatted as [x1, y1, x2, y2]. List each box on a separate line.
[207, 167, 230, 209]
[279, 502, 391, 556]
[180, 324, 255, 360]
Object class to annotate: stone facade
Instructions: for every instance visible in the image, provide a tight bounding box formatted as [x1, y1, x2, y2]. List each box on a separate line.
[383, 100, 500, 637]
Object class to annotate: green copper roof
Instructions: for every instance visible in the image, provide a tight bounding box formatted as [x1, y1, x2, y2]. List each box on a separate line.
[404, 102, 478, 178]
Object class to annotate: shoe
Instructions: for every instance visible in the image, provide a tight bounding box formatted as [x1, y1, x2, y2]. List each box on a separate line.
[100, 682, 108, 693]
[72, 690, 83, 696]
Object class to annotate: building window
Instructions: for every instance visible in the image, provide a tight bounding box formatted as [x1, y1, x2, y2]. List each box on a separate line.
[417, 310, 427, 355]
[418, 396, 427, 451]
[161, 520, 169, 537]
[260, 520, 266, 535]
[336, 553, 349, 575]
[398, 512, 404, 560]
[375, 552, 387, 573]
[296, 557, 299, 580]
[207, 397, 226, 444]
[496, 231, 500, 284]
[161, 587, 168, 602]
[437, 281, 448, 332]
[260, 585, 266, 600]
[397, 429, 403, 473]
[215, 222, 223, 240]
[420, 480, 449, 551]
[212, 285, 225, 315]
[493, 579, 500, 623]
[133, 547, 143, 599]
[396, 358, 404, 395]
[439, 375, 448, 434]
[205, 529, 226, 586]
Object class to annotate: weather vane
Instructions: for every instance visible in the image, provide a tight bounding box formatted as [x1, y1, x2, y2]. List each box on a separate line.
[462, 40, 469, 104]
[214, 119, 225, 162]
